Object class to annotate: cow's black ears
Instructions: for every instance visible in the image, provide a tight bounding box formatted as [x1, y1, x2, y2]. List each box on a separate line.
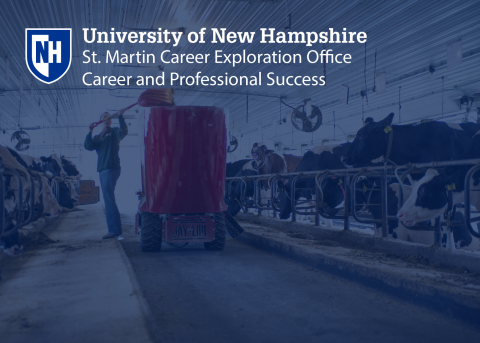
[40, 156, 47, 162]
[364, 117, 374, 124]
[379, 113, 394, 127]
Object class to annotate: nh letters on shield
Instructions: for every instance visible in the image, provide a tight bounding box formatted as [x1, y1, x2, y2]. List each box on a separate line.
[25, 29, 72, 84]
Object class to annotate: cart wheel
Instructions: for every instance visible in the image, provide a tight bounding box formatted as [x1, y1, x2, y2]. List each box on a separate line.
[204, 213, 226, 251]
[140, 212, 162, 252]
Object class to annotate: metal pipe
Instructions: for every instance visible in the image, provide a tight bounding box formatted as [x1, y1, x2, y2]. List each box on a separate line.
[291, 175, 316, 216]
[0, 166, 4, 238]
[463, 164, 480, 238]
[2, 167, 23, 237]
[22, 174, 35, 225]
[30, 173, 44, 218]
[226, 158, 480, 182]
[381, 174, 388, 237]
[344, 174, 350, 231]
[350, 172, 383, 224]
[434, 217, 441, 246]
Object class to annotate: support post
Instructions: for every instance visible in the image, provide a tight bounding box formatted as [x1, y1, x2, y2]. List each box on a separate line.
[434, 217, 441, 246]
[381, 174, 388, 237]
[344, 175, 350, 231]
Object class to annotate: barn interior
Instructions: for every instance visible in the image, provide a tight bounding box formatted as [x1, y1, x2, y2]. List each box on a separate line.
[0, 1, 480, 342]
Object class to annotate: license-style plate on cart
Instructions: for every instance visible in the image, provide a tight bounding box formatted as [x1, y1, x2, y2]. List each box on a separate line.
[163, 215, 215, 243]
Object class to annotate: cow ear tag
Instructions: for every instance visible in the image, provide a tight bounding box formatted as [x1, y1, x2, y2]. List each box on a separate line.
[446, 183, 456, 191]
[338, 179, 343, 185]
[384, 125, 392, 133]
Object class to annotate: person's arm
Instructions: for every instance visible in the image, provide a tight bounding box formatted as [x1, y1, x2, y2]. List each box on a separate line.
[115, 109, 128, 140]
[84, 124, 98, 151]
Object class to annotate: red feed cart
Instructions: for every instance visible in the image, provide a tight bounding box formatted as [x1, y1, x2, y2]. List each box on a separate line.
[136, 106, 228, 251]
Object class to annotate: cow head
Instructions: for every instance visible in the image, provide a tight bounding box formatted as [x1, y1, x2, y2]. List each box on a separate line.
[39, 176, 62, 216]
[61, 156, 80, 177]
[251, 143, 273, 163]
[277, 180, 292, 219]
[226, 167, 257, 216]
[342, 113, 394, 166]
[66, 179, 79, 202]
[315, 177, 345, 217]
[57, 180, 75, 209]
[397, 169, 459, 226]
[41, 156, 62, 176]
[278, 177, 344, 220]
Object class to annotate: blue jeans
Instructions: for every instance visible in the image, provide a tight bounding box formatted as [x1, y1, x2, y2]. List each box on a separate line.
[99, 169, 122, 235]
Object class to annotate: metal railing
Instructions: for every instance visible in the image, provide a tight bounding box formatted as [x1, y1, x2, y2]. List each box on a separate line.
[225, 158, 480, 241]
[1, 167, 24, 239]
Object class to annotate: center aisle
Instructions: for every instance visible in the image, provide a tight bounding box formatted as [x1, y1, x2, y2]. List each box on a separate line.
[0, 204, 152, 343]
[121, 215, 479, 343]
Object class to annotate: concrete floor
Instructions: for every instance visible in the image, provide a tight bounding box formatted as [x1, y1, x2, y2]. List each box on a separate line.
[1, 205, 479, 343]
[0, 204, 151, 343]
[121, 219, 480, 343]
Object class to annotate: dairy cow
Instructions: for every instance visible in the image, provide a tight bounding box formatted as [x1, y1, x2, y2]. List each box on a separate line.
[226, 161, 258, 216]
[46, 176, 75, 209]
[396, 134, 480, 248]
[278, 144, 349, 220]
[398, 130, 480, 221]
[61, 156, 82, 179]
[30, 171, 62, 216]
[41, 154, 67, 177]
[225, 159, 251, 202]
[13, 153, 63, 216]
[251, 143, 302, 217]
[1, 149, 62, 217]
[226, 159, 252, 178]
[342, 113, 480, 166]
[0, 146, 32, 256]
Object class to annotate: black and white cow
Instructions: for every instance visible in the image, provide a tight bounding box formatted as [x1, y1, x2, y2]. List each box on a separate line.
[61, 156, 82, 179]
[19, 154, 44, 173]
[41, 154, 67, 177]
[2, 149, 62, 217]
[225, 159, 251, 202]
[396, 132, 480, 249]
[278, 144, 349, 220]
[342, 113, 480, 166]
[226, 161, 258, 216]
[226, 159, 252, 178]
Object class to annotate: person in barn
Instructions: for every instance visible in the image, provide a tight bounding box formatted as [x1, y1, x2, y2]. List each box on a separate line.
[84, 109, 127, 239]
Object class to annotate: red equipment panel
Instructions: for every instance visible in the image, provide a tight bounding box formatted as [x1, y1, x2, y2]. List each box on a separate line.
[139, 106, 227, 214]
[162, 215, 215, 243]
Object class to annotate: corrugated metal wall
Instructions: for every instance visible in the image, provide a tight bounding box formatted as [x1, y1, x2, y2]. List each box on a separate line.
[0, 0, 478, 163]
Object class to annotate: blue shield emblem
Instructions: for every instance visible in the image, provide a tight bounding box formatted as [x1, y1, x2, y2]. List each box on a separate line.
[26, 29, 72, 84]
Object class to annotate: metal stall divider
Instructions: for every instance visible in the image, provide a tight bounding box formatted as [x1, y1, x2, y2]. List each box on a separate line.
[463, 164, 480, 238]
[315, 171, 346, 221]
[0, 162, 4, 238]
[254, 177, 276, 217]
[290, 174, 317, 223]
[30, 173, 44, 220]
[2, 167, 24, 239]
[225, 158, 480, 243]
[394, 164, 441, 245]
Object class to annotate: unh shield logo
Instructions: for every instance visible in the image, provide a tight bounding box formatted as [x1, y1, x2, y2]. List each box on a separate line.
[26, 29, 72, 84]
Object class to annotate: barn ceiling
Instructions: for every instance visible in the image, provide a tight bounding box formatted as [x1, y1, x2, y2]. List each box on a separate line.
[0, 0, 479, 159]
